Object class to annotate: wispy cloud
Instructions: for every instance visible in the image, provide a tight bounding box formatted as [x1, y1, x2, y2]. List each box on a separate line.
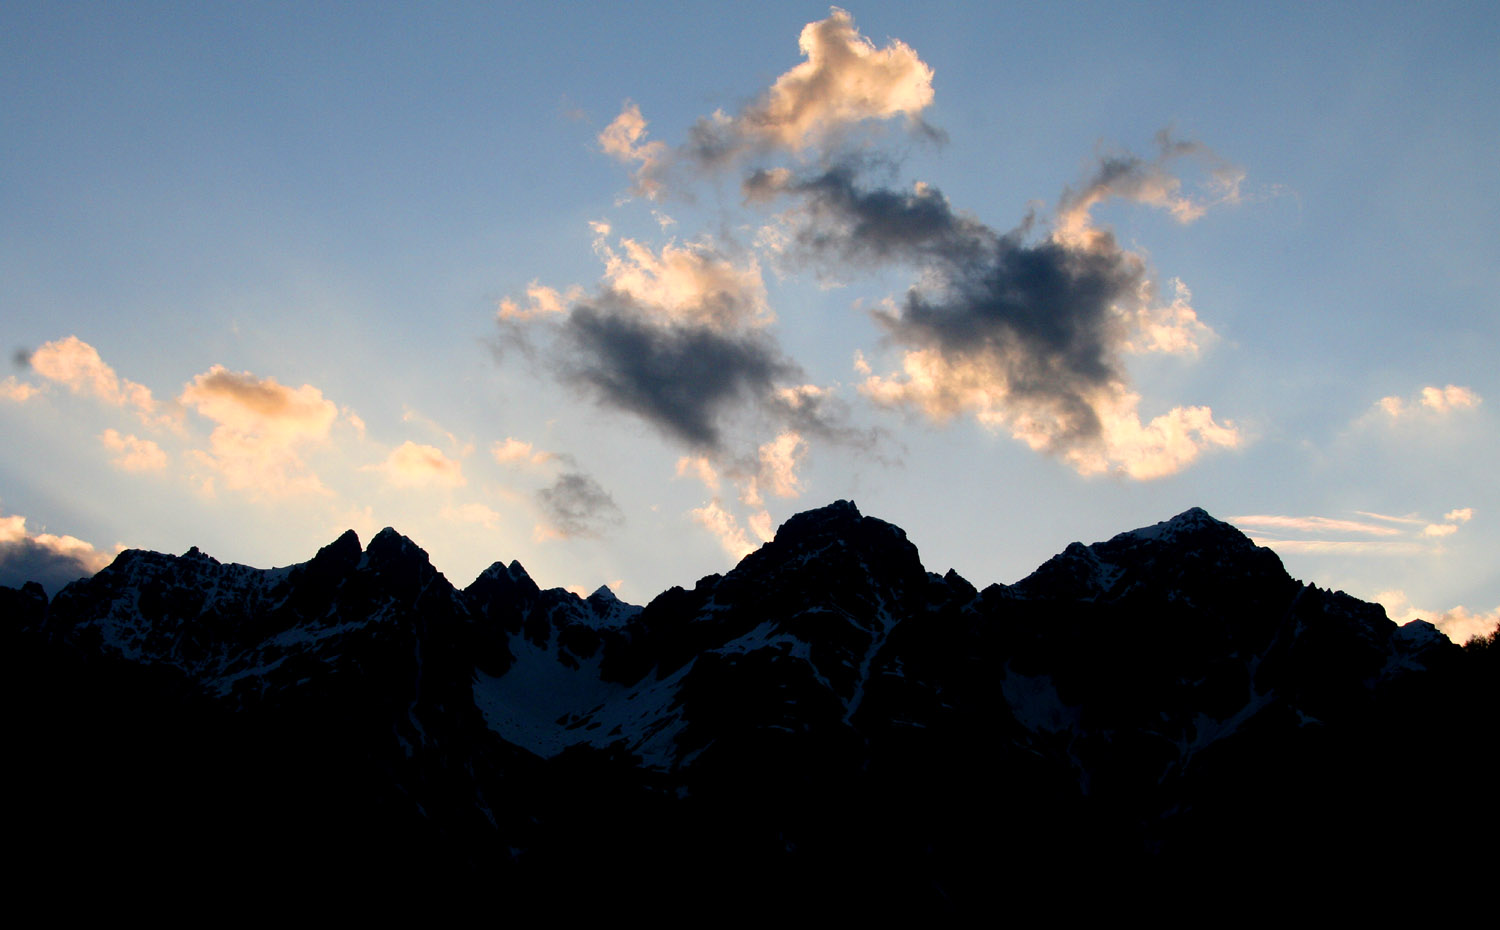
[1248, 538, 1426, 555]
[1232, 515, 1404, 536]
[1237, 506, 1474, 557]
[690, 497, 756, 560]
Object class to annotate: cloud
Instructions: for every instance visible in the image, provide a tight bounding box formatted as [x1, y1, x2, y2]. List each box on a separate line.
[100, 429, 167, 472]
[368, 441, 466, 489]
[592, 235, 772, 329]
[605, 8, 936, 197]
[28, 336, 164, 426]
[1052, 131, 1244, 248]
[179, 365, 339, 497]
[1231, 515, 1405, 536]
[1248, 538, 1426, 555]
[757, 430, 807, 499]
[1239, 507, 1474, 557]
[0, 508, 115, 595]
[1444, 508, 1474, 524]
[1374, 384, 1482, 420]
[1379, 590, 1500, 645]
[675, 455, 721, 491]
[598, 102, 670, 199]
[560, 303, 796, 449]
[504, 233, 808, 453]
[690, 498, 756, 560]
[1354, 511, 1427, 526]
[440, 502, 503, 530]
[1, 376, 38, 402]
[491, 437, 554, 467]
[535, 472, 623, 540]
[747, 145, 1237, 478]
[498, 281, 580, 322]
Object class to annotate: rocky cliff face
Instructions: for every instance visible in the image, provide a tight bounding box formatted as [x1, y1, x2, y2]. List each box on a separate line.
[4, 502, 1490, 911]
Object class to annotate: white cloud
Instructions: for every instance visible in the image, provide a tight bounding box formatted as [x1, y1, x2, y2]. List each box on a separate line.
[1444, 508, 1474, 524]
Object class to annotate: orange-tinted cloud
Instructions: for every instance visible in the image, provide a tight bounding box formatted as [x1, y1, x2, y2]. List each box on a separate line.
[1374, 384, 1481, 420]
[690, 498, 756, 560]
[491, 437, 554, 467]
[1, 376, 38, 402]
[180, 365, 339, 497]
[28, 336, 165, 427]
[1379, 590, 1500, 645]
[0, 507, 115, 594]
[604, 8, 935, 197]
[100, 429, 168, 472]
[369, 441, 466, 489]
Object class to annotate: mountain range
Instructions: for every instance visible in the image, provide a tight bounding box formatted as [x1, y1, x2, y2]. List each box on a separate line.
[4, 502, 1495, 912]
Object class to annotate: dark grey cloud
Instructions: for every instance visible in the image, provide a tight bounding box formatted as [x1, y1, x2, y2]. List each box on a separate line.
[559, 299, 798, 451]
[0, 538, 98, 596]
[536, 471, 624, 539]
[754, 163, 1144, 447]
[13, 348, 32, 369]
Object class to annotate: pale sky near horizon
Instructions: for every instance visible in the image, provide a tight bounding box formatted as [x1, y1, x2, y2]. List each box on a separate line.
[3, 2, 1497, 643]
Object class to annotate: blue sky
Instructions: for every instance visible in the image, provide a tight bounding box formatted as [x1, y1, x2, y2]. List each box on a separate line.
[3, 2, 1497, 642]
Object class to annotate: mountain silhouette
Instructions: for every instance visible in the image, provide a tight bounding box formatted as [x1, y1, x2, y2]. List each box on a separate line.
[4, 502, 1494, 913]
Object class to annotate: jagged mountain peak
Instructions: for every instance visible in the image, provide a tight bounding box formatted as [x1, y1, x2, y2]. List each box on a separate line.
[1012, 506, 1282, 603]
[311, 528, 363, 571]
[771, 498, 865, 542]
[1111, 506, 1244, 545]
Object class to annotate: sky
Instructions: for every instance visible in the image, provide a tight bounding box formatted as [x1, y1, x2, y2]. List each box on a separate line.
[3, 2, 1497, 643]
